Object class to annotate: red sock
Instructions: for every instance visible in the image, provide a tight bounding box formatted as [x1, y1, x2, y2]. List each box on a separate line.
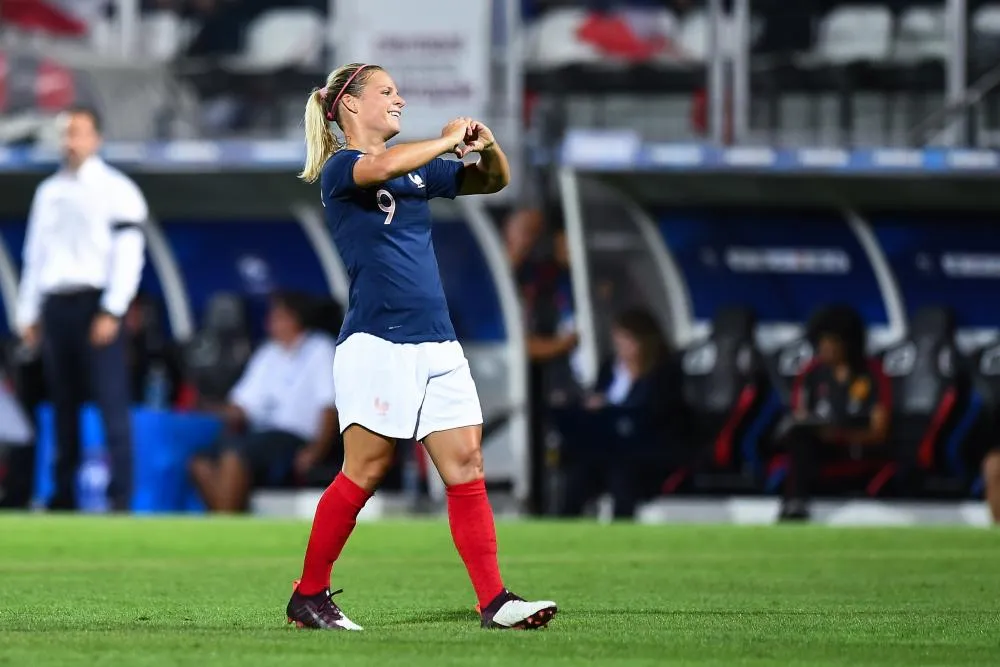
[298, 472, 372, 595]
[446, 478, 505, 609]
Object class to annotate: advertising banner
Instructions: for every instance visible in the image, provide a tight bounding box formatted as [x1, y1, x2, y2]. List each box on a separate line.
[335, 0, 491, 140]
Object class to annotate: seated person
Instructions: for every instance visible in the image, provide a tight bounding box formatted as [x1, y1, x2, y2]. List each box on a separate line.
[777, 306, 891, 521]
[123, 292, 184, 407]
[189, 291, 338, 513]
[559, 308, 684, 519]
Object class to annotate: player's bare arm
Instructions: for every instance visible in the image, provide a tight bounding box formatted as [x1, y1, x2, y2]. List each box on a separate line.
[352, 119, 470, 187]
[457, 121, 510, 196]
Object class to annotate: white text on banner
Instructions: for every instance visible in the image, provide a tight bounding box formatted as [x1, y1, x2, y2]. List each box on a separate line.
[336, 0, 491, 141]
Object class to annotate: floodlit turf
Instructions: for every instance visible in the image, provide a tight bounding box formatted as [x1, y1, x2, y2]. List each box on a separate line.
[1, 516, 998, 667]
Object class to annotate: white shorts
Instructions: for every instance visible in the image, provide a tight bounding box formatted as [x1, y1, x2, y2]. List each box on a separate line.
[333, 332, 483, 441]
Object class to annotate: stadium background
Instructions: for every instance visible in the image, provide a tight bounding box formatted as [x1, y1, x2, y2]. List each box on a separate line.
[0, 0, 998, 526]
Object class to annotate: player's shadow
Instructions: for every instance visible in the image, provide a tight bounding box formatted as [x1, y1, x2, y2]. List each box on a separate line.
[401, 609, 480, 624]
[582, 608, 673, 618]
[401, 608, 674, 624]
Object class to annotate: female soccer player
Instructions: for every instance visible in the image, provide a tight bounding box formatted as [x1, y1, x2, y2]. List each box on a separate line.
[285, 63, 558, 631]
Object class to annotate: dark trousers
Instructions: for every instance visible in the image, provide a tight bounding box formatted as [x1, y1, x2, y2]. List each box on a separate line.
[782, 428, 826, 503]
[201, 429, 306, 484]
[0, 443, 35, 508]
[779, 424, 891, 503]
[560, 458, 639, 520]
[41, 290, 132, 510]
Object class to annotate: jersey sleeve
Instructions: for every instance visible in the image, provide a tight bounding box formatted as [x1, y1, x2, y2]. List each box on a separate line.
[321, 150, 364, 200]
[422, 157, 466, 199]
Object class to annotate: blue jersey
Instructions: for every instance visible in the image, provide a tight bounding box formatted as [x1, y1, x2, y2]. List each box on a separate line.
[321, 149, 465, 344]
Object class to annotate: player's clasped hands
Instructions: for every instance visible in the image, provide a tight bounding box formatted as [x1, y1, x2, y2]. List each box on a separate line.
[441, 117, 496, 159]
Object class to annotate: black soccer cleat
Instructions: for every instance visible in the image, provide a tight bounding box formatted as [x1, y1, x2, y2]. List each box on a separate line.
[286, 580, 363, 631]
[479, 589, 557, 630]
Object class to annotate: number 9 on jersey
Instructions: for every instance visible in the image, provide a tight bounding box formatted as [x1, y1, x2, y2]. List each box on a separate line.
[376, 189, 395, 225]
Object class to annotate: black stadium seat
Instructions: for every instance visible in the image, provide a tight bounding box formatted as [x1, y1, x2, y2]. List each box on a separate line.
[183, 292, 253, 405]
[972, 342, 1000, 420]
[963, 342, 1000, 493]
[666, 307, 767, 492]
[765, 337, 815, 407]
[879, 306, 970, 494]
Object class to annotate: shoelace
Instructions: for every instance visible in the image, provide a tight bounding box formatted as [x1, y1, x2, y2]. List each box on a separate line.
[318, 589, 345, 616]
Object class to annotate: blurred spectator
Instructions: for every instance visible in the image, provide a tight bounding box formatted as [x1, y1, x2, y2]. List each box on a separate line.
[558, 308, 683, 519]
[526, 225, 581, 403]
[123, 292, 184, 408]
[188, 290, 337, 513]
[776, 305, 892, 522]
[0, 366, 34, 508]
[504, 206, 581, 512]
[504, 207, 545, 274]
[983, 449, 1000, 525]
[583, 308, 677, 412]
[504, 206, 579, 402]
[16, 106, 148, 512]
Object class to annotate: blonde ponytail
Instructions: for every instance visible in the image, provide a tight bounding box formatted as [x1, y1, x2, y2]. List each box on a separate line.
[298, 63, 382, 184]
[299, 89, 339, 183]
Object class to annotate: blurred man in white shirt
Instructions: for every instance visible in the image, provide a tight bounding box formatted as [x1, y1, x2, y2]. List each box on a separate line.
[16, 106, 148, 511]
[189, 291, 338, 513]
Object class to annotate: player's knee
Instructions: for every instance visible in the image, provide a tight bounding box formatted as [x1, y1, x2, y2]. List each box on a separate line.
[441, 440, 484, 485]
[344, 449, 394, 490]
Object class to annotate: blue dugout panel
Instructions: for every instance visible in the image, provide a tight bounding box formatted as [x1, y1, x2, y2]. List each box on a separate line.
[1, 217, 508, 346]
[162, 218, 505, 344]
[656, 209, 889, 327]
[160, 220, 327, 341]
[1, 219, 168, 338]
[433, 220, 506, 343]
[870, 213, 1000, 330]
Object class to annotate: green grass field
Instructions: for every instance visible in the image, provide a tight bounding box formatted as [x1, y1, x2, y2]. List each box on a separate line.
[1, 516, 998, 667]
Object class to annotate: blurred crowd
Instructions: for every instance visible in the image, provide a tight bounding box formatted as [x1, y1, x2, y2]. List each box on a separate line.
[1, 0, 999, 524]
[0, 288, 346, 510]
[3, 206, 1000, 523]
[495, 201, 1000, 524]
